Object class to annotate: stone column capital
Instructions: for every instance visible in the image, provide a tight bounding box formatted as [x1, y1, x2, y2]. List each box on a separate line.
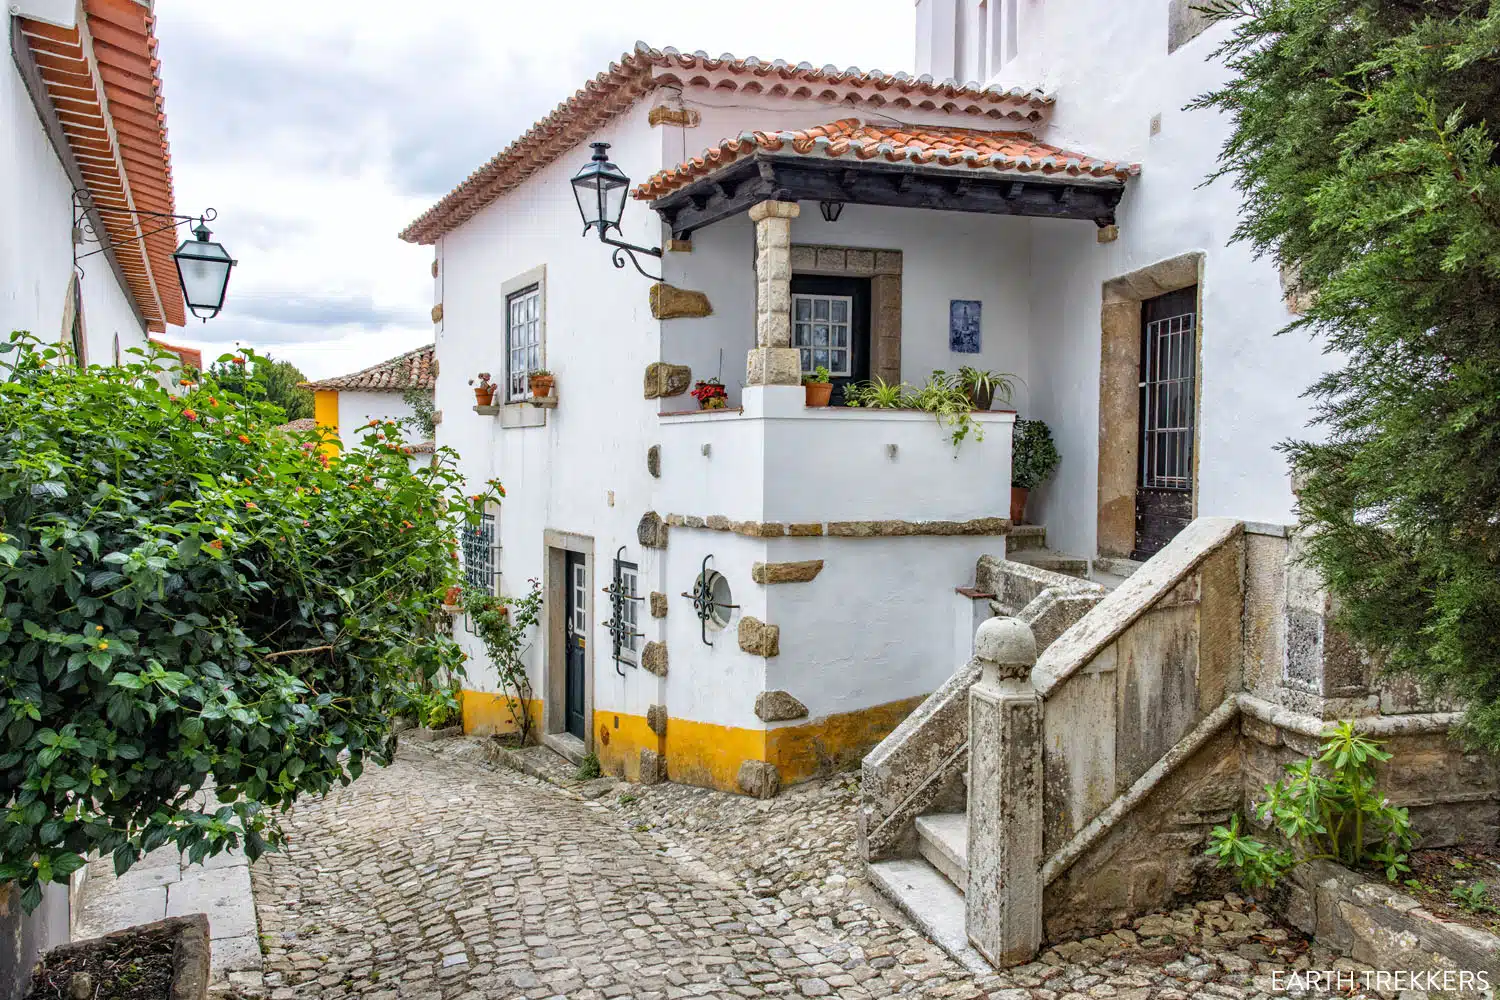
[975, 617, 1037, 684]
[749, 200, 801, 222]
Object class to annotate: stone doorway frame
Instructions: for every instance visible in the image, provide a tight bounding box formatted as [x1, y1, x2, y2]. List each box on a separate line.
[1096, 252, 1205, 559]
[788, 244, 903, 386]
[542, 528, 595, 759]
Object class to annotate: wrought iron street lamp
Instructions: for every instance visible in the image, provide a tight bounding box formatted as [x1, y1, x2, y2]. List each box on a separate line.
[173, 222, 236, 321]
[571, 142, 662, 280]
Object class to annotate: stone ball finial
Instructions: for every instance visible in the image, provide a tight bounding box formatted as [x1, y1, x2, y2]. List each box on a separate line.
[974, 617, 1037, 679]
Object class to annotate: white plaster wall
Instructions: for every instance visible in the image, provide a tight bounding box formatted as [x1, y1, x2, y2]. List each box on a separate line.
[336, 390, 417, 437]
[435, 102, 666, 727]
[1, 52, 151, 364]
[979, 2, 1335, 557]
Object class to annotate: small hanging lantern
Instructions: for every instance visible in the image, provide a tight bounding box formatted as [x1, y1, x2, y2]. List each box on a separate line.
[570, 142, 662, 280]
[173, 222, 237, 321]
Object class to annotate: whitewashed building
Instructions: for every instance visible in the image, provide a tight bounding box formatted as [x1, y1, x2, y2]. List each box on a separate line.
[3, 0, 188, 368]
[303, 343, 436, 461]
[402, 4, 1326, 794]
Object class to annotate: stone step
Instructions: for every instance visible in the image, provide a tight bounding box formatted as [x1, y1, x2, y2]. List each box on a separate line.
[867, 859, 992, 974]
[1090, 555, 1144, 593]
[1007, 524, 1046, 553]
[915, 812, 969, 889]
[1006, 547, 1090, 580]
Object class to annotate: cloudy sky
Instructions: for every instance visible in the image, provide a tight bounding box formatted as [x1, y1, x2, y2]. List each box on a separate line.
[152, 0, 912, 380]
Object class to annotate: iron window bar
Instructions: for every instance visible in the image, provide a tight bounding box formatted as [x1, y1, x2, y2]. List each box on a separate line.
[1139, 307, 1196, 491]
[602, 546, 645, 677]
[459, 513, 499, 636]
[681, 554, 738, 647]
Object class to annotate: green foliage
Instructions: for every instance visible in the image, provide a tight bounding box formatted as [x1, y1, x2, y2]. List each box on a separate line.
[1012, 419, 1060, 489]
[845, 371, 988, 449]
[1207, 722, 1413, 889]
[801, 365, 832, 385]
[1196, 1, 1500, 750]
[575, 752, 601, 781]
[208, 353, 315, 423]
[843, 376, 908, 409]
[464, 579, 544, 747]
[0, 333, 498, 911]
[395, 673, 460, 729]
[1452, 880, 1494, 913]
[401, 387, 437, 441]
[956, 366, 1016, 408]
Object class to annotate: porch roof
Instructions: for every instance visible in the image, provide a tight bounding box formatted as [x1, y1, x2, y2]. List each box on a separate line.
[642, 119, 1138, 238]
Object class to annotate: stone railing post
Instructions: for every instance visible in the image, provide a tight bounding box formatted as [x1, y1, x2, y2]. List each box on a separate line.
[746, 200, 802, 386]
[966, 616, 1043, 968]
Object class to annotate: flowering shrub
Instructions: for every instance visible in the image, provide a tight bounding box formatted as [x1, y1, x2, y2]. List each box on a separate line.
[0, 334, 499, 909]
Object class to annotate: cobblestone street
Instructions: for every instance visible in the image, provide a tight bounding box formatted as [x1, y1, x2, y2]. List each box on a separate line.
[252, 740, 1380, 999]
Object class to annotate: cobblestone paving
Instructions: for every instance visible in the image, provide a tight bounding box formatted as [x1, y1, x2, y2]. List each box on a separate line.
[252, 738, 1384, 999]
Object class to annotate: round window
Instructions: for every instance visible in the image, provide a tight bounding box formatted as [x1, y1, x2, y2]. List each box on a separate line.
[704, 570, 733, 630]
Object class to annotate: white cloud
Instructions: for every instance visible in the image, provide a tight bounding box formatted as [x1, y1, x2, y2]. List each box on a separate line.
[152, 0, 912, 379]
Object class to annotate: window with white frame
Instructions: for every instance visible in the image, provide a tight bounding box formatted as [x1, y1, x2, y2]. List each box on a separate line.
[792, 294, 853, 377]
[617, 559, 640, 661]
[506, 284, 541, 401]
[571, 559, 588, 635]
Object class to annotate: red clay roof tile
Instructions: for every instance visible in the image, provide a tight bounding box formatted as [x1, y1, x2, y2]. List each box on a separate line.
[302, 344, 436, 392]
[398, 42, 1054, 245]
[635, 118, 1139, 200]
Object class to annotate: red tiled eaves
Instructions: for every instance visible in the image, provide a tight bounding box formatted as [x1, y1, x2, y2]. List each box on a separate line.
[398, 42, 1054, 246]
[634, 118, 1139, 201]
[302, 344, 436, 392]
[148, 338, 201, 370]
[19, 0, 184, 330]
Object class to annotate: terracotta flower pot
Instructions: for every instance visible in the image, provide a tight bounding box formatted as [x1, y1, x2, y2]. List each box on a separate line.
[805, 381, 833, 407]
[529, 374, 554, 398]
[473, 387, 494, 406]
[1010, 486, 1029, 525]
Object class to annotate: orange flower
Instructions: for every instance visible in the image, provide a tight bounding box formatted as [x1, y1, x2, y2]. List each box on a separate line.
[245, 502, 257, 510]
[237, 434, 250, 444]
[181, 409, 198, 421]
[208, 539, 223, 550]
[96, 641, 108, 651]
[302, 520, 310, 527]
[209, 397, 218, 407]
[179, 378, 192, 386]
[231, 357, 246, 366]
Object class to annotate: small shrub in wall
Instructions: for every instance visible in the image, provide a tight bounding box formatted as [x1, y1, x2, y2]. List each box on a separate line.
[1207, 721, 1413, 890]
[0, 333, 500, 910]
[465, 579, 544, 747]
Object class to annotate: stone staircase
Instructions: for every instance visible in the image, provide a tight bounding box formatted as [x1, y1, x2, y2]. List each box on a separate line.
[1005, 525, 1141, 592]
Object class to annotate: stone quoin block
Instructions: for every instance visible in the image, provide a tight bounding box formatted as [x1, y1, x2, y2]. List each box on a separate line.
[649, 592, 668, 618]
[638, 748, 664, 785]
[649, 283, 713, 319]
[431, 259, 439, 278]
[637, 511, 668, 549]
[647, 444, 661, 478]
[745, 347, 801, 386]
[646, 704, 668, 737]
[430, 303, 443, 324]
[752, 560, 824, 585]
[647, 104, 700, 127]
[786, 523, 824, 537]
[736, 760, 781, 799]
[755, 690, 808, 722]
[641, 641, 668, 677]
[643, 362, 692, 399]
[737, 616, 780, 657]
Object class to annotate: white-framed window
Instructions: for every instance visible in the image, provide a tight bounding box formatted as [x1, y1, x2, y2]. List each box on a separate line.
[506, 284, 541, 401]
[793, 294, 853, 377]
[571, 559, 588, 634]
[617, 559, 640, 662]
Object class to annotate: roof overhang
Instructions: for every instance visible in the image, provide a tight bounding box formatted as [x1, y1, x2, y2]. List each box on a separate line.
[649, 152, 1126, 239]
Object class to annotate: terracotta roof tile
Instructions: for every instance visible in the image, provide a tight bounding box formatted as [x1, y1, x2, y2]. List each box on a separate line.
[149, 338, 201, 370]
[634, 118, 1139, 200]
[398, 42, 1054, 245]
[275, 417, 318, 433]
[19, 1, 185, 329]
[302, 344, 436, 392]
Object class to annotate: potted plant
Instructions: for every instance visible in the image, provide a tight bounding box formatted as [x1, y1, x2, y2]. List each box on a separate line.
[803, 365, 833, 407]
[470, 373, 495, 406]
[1011, 418, 1061, 524]
[528, 369, 555, 398]
[958, 366, 1016, 411]
[690, 378, 727, 410]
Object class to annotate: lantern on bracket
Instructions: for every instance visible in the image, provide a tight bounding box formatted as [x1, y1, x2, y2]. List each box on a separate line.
[571, 142, 663, 281]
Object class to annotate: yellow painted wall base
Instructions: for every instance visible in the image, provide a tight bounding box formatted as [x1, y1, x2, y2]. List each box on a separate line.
[461, 690, 542, 736]
[591, 694, 926, 794]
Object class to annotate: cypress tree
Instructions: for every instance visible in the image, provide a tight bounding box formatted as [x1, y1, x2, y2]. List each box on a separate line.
[1197, 1, 1500, 745]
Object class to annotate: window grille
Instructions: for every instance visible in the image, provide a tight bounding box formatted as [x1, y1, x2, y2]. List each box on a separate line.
[506, 285, 541, 401]
[460, 512, 498, 594]
[1139, 306, 1196, 491]
[792, 294, 853, 377]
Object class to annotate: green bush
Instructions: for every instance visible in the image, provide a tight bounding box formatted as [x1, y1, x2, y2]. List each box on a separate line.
[1206, 721, 1412, 889]
[1196, 1, 1500, 750]
[1011, 419, 1060, 490]
[0, 334, 497, 909]
[465, 579, 544, 747]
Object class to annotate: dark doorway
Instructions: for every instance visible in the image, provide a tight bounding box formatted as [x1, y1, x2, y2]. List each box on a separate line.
[563, 551, 587, 740]
[791, 275, 871, 405]
[1133, 286, 1198, 561]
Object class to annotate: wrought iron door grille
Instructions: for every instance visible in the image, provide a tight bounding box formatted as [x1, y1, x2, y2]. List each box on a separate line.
[1140, 308, 1196, 491]
[460, 513, 497, 593]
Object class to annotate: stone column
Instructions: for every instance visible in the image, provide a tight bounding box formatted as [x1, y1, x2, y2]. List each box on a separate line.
[746, 200, 802, 386]
[966, 617, 1043, 968]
